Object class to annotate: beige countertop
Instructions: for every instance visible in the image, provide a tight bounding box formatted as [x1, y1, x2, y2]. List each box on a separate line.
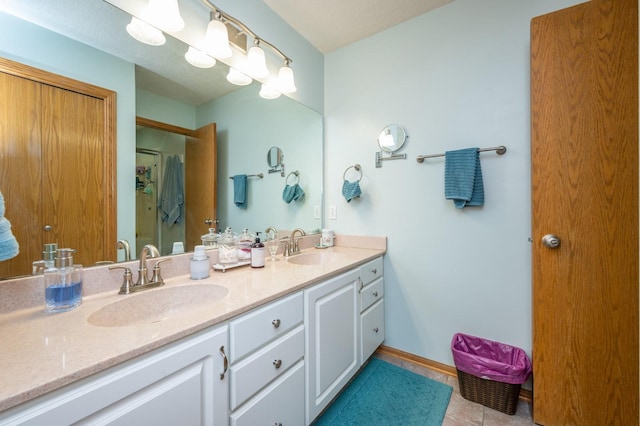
[0, 236, 385, 413]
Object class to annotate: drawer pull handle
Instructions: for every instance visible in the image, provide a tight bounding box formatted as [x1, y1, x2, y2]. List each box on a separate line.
[372, 268, 377, 274]
[219, 345, 229, 380]
[373, 327, 379, 333]
[358, 277, 364, 292]
[272, 319, 281, 328]
[372, 291, 379, 297]
[273, 359, 282, 369]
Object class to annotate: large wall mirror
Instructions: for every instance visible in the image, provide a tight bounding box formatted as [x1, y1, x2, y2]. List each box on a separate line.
[0, 0, 323, 280]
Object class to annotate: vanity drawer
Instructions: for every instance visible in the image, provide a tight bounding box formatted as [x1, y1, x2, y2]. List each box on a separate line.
[230, 360, 305, 426]
[360, 257, 383, 286]
[230, 291, 303, 361]
[360, 277, 384, 312]
[230, 325, 304, 410]
[361, 299, 385, 364]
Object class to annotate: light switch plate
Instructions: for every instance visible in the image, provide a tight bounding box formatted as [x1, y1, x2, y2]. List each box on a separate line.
[329, 205, 337, 220]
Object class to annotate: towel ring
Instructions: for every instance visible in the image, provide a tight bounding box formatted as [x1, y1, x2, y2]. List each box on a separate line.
[343, 164, 362, 182]
[286, 170, 300, 185]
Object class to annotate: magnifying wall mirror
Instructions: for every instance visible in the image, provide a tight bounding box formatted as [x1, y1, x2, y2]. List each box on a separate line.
[375, 124, 408, 168]
[267, 146, 285, 176]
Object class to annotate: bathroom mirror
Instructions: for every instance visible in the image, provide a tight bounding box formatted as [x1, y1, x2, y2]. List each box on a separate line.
[0, 0, 323, 279]
[377, 124, 407, 153]
[267, 146, 284, 169]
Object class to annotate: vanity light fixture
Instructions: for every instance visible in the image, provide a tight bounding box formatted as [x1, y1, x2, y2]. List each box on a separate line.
[259, 84, 281, 99]
[126, 16, 166, 46]
[144, 0, 184, 33]
[204, 12, 233, 59]
[184, 46, 217, 68]
[276, 60, 297, 94]
[227, 67, 252, 86]
[246, 40, 269, 79]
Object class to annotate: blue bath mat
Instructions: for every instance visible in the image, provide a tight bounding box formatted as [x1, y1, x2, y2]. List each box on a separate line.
[314, 358, 453, 425]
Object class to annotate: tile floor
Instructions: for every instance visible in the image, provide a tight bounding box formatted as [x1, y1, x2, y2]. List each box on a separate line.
[375, 353, 534, 426]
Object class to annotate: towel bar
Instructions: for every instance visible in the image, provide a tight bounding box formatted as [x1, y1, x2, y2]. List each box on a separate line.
[416, 146, 506, 163]
[228, 173, 264, 179]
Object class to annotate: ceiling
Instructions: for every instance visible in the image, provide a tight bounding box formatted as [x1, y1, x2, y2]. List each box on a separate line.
[0, 0, 453, 105]
[262, 0, 454, 53]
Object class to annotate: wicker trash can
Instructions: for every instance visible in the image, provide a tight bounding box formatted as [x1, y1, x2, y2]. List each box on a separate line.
[451, 333, 532, 415]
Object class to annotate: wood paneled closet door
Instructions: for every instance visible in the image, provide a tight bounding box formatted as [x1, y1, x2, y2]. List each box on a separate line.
[0, 58, 116, 278]
[531, 1, 638, 425]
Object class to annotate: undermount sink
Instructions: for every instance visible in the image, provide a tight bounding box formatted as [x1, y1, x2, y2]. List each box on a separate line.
[88, 284, 229, 327]
[287, 252, 345, 266]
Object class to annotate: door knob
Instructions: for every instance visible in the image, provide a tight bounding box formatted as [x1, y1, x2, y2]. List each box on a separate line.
[542, 234, 561, 249]
[204, 219, 213, 225]
[43, 225, 52, 232]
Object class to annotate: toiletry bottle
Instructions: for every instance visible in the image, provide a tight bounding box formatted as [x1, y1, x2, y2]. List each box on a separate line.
[218, 227, 238, 265]
[237, 228, 253, 262]
[44, 248, 83, 313]
[251, 232, 265, 268]
[190, 245, 210, 279]
[32, 243, 58, 275]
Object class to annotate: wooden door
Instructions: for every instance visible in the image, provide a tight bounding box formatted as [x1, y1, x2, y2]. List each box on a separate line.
[0, 58, 116, 278]
[185, 123, 216, 252]
[0, 72, 42, 277]
[41, 84, 106, 266]
[531, 1, 638, 425]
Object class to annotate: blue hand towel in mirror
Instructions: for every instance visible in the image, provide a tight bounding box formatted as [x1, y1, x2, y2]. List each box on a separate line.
[233, 174, 247, 209]
[444, 148, 484, 208]
[283, 184, 305, 204]
[342, 180, 362, 202]
[0, 191, 19, 261]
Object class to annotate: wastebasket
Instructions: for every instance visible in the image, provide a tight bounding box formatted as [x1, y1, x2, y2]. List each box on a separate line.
[451, 333, 532, 415]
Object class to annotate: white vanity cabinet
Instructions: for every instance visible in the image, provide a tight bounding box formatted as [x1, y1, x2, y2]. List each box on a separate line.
[359, 257, 385, 364]
[0, 324, 229, 426]
[228, 292, 305, 426]
[304, 269, 360, 424]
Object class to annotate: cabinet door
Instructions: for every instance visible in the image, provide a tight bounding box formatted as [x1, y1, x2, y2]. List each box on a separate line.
[361, 299, 384, 364]
[0, 325, 229, 426]
[305, 269, 359, 424]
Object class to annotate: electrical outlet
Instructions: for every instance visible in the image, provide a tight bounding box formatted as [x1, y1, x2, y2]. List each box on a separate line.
[313, 205, 321, 219]
[329, 205, 337, 220]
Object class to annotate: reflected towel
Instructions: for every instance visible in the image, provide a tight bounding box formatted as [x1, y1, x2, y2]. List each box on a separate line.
[283, 184, 305, 204]
[444, 148, 484, 208]
[342, 180, 362, 202]
[158, 155, 184, 225]
[0, 191, 19, 261]
[233, 175, 248, 209]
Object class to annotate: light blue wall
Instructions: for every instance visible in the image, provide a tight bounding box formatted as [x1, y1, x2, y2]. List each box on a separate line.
[324, 0, 584, 368]
[136, 89, 196, 130]
[0, 12, 137, 251]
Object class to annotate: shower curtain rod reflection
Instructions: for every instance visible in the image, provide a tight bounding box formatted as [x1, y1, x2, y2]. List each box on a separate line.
[228, 173, 264, 179]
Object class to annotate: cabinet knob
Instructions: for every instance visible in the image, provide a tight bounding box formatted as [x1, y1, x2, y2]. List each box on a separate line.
[272, 319, 281, 328]
[373, 327, 379, 333]
[372, 268, 377, 274]
[273, 359, 282, 369]
[274, 423, 282, 426]
[372, 291, 378, 297]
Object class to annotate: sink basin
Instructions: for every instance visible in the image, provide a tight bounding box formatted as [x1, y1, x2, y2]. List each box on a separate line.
[88, 284, 228, 327]
[287, 252, 345, 266]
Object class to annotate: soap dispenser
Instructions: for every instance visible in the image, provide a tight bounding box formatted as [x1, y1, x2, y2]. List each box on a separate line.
[32, 243, 58, 275]
[190, 245, 210, 279]
[251, 232, 265, 268]
[44, 248, 83, 313]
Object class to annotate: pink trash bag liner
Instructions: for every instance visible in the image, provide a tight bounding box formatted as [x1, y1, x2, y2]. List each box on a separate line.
[451, 333, 532, 385]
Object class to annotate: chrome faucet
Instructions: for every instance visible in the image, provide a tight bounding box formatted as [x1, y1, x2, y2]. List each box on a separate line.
[116, 239, 131, 261]
[289, 228, 306, 255]
[109, 244, 170, 294]
[136, 244, 160, 286]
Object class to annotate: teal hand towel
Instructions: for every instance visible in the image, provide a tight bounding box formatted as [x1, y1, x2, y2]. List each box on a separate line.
[444, 148, 484, 208]
[283, 184, 305, 204]
[158, 155, 184, 226]
[233, 175, 248, 209]
[342, 180, 361, 202]
[0, 191, 19, 261]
